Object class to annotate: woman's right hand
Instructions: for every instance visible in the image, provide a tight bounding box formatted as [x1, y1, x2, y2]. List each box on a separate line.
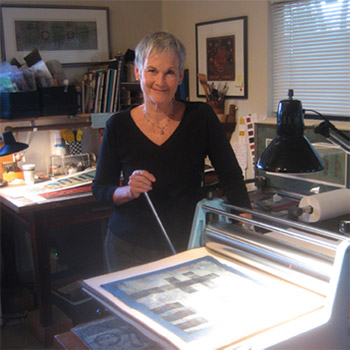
[128, 170, 156, 199]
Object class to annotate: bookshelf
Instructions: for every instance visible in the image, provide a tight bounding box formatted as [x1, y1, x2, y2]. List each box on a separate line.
[81, 58, 124, 114]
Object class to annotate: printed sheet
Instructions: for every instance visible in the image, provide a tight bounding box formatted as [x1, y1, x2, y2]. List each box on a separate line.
[83, 248, 325, 350]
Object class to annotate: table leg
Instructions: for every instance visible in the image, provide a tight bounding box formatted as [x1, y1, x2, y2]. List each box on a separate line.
[1, 205, 19, 287]
[27, 212, 72, 345]
[29, 211, 52, 326]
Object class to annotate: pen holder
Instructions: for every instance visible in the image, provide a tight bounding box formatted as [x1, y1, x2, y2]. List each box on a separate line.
[206, 100, 224, 115]
[67, 141, 82, 155]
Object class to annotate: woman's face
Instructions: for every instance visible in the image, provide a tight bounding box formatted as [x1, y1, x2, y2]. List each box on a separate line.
[135, 50, 184, 107]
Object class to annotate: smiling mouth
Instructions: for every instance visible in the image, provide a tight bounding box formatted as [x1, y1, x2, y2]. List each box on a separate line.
[153, 87, 168, 93]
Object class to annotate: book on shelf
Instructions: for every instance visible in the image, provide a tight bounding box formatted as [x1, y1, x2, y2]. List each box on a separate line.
[102, 69, 112, 113]
[109, 69, 118, 113]
[87, 72, 94, 113]
[93, 70, 103, 113]
[98, 70, 107, 113]
[106, 69, 116, 113]
[83, 71, 97, 114]
[92, 72, 100, 113]
[81, 79, 85, 114]
[112, 59, 123, 112]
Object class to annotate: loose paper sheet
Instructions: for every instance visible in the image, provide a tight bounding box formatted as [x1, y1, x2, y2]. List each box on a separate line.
[232, 143, 248, 170]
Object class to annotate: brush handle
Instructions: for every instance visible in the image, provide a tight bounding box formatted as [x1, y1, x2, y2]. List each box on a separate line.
[197, 73, 210, 100]
[201, 84, 210, 100]
[144, 192, 176, 255]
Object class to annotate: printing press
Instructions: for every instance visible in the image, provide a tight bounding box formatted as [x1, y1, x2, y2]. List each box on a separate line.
[83, 196, 349, 350]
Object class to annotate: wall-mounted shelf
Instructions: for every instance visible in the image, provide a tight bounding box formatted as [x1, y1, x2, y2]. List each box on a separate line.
[0, 114, 92, 132]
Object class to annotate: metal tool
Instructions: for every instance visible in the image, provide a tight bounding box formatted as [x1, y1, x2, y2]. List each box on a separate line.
[144, 192, 176, 255]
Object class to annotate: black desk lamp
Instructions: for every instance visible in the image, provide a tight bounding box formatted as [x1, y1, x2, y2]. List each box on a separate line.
[256, 90, 325, 173]
[0, 131, 29, 186]
[0, 131, 29, 156]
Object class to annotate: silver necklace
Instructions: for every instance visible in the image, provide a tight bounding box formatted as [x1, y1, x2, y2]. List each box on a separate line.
[143, 103, 175, 135]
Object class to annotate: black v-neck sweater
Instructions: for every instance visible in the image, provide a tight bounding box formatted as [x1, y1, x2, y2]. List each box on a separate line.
[92, 101, 250, 252]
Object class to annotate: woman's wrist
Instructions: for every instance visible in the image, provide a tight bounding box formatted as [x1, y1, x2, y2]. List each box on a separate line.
[113, 186, 135, 205]
[128, 186, 135, 199]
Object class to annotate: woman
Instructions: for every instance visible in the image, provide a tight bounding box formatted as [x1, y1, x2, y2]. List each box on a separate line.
[92, 31, 251, 272]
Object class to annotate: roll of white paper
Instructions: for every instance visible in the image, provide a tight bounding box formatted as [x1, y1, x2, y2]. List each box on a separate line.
[299, 188, 350, 223]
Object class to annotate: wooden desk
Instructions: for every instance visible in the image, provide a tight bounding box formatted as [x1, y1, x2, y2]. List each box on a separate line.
[0, 185, 113, 345]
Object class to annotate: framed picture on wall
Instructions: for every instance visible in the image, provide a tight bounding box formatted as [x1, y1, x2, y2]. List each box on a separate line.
[196, 16, 248, 99]
[0, 4, 111, 65]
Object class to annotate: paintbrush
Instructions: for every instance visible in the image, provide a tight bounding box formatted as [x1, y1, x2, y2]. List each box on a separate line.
[197, 73, 210, 100]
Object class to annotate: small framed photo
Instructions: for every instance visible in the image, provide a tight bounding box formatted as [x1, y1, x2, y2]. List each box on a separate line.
[2, 161, 17, 173]
[196, 16, 248, 99]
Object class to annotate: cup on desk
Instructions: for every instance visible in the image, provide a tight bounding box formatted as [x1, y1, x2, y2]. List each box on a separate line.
[22, 164, 36, 185]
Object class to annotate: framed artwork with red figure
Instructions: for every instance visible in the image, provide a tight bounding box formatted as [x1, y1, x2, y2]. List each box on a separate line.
[196, 16, 248, 99]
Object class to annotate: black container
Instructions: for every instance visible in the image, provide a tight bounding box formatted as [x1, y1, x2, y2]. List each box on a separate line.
[52, 281, 110, 325]
[0, 91, 41, 119]
[40, 86, 78, 116]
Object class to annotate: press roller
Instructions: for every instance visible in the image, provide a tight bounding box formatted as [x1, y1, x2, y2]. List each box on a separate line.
[188, 198, 349, 349]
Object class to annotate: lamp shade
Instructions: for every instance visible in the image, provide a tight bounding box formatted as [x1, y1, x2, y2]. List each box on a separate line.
[0, 131, 29, 156]
[256, 90, 324, 173]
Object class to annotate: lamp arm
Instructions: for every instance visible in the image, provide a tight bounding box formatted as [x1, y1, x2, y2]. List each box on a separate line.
[327, 132, 350, 153]
[304, 109, 350, 154]
[304, 109, 350, 142]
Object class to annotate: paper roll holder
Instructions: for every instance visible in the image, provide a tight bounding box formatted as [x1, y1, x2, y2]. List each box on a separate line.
[339, 220, 350, 236]
[289, 205, 313, 219]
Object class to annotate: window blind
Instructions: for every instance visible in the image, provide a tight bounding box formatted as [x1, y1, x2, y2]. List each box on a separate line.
[272, 0, 350, 119]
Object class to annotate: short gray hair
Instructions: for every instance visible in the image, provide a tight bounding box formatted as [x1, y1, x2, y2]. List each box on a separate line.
[134, 31, 186, 72]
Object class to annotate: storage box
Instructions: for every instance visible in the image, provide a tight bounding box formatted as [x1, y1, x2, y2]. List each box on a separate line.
[0, 91, 40, 119]
[0, 86, 78, 119]
[52, 280, 110, 325]
[40, 86, 78, 116]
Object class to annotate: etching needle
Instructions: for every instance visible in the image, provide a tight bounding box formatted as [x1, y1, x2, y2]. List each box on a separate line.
[144, 192, 176, 255]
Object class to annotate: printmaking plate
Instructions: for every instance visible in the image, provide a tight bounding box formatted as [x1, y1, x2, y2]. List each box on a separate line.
[97, 254, 325, 349]
[73, 315, 161, 350]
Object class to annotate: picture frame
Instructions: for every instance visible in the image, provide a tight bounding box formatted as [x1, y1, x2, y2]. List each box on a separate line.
[196, 16, 248, 99]
[0, 5, 110, 65]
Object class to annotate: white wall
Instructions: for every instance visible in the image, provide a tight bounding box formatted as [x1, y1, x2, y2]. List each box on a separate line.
[163, 0, 270, 118]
